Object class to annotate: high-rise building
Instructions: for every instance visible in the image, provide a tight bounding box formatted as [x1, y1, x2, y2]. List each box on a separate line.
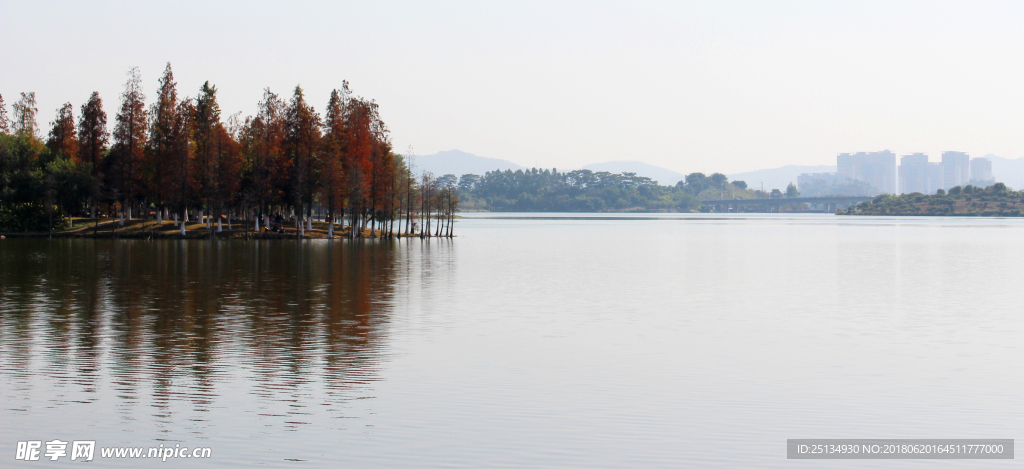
[898, 153, 929, 194]
[927, 163, 944, 194]
[969, 157, 993, 186]
[941, 151, 970, 189]
[837, 150, 896, 194]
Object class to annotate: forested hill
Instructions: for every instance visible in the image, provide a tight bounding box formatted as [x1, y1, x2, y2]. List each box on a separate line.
[451, 168, 759, 212]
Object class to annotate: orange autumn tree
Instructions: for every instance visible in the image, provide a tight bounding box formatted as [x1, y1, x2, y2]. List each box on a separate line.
[4, 64, 421, 237]
[78, 92, 108, 175]
[147, 63, 182, 219]
[46, 103, 79, 162]
[342, 96, 379, 234]
[320, 86, 351, 235]
[240, 88, 287, 222]
[108, 67, 148, 219]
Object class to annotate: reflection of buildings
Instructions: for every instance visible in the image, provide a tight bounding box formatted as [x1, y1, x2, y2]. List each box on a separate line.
[837, 150, 896, 194]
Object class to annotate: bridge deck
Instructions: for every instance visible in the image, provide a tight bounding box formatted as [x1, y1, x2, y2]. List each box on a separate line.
[700, 196, 873, 206]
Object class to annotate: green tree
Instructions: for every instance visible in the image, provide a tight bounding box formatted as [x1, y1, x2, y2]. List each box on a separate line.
[12, 92, 39, 138]
[46, 157, 97, 222]
[710, 172, 728, 188]
[785, 182, 799, 198]
[0, 93, 10, 134]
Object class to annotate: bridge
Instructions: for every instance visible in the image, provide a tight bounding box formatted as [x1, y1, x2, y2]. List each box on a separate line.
[700, 196, 874, 213]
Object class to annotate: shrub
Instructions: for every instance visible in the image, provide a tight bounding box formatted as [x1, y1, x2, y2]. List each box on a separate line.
[0, 203, 70, 232]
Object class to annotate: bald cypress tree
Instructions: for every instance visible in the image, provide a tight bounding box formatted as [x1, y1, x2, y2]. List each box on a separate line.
[47, 103, 79, 162]
[12, 92, 39, 138]
[147, 63, 180, 218]
[0, 93, 10, 134]
[240, 88, 286, 227]
[78, 92, 108, 171]
[193, 81, 222, 227]
[321, 88, 350, 236]
[284, 85, 322, 233]
[110, 67, 148, 219]
[77, 92, 108, 222]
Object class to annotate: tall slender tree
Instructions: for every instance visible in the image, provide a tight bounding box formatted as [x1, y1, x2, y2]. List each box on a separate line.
[343, 96, 376, 233]
[210, 120, 240, 226]
[0, 93, 10, 134]
[320, 87, 350, 235]
[78, 92, 108, 172]
[165, 98, 195, 225]
[12, 92, 39, 138]
[241, 88, 286, 222]
[193, 81, 220, 217]
[109, 67, 148, 217]
[77, 92, 108, 221]
[146, 63, 181, 217]
[284, 85, 322, 230]
[46, 103, 79, 161]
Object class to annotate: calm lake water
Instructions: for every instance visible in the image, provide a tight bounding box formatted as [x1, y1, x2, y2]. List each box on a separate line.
[2, 213, 1023, 467]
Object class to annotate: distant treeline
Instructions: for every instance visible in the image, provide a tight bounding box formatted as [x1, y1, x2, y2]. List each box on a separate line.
[0, 64, 455, 235]
[449, 169, 760, 211]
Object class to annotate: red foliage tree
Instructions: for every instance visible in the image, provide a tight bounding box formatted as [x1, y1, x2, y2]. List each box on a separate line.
[108, 67, 148, 215]
[78, 92, 108, 173]
[46, 103, 79, 161]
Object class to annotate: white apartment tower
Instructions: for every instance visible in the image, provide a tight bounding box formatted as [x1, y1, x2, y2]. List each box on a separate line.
[941, 151, 970, 189]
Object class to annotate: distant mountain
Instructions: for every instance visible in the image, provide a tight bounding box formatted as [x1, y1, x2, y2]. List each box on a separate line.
[728, 165, 836, 192]
[409, 149, 524, 177]
[982, 154, 1024, 190]
[581, 161, 686, 186]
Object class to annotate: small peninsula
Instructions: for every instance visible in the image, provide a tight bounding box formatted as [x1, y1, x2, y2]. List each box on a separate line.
[840, 183, 1024, 216]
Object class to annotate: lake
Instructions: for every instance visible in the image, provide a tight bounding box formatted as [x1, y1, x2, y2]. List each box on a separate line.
[2, 213, 1022, 467]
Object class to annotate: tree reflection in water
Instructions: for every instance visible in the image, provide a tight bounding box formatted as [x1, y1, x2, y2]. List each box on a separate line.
[0, 239, 397, 433]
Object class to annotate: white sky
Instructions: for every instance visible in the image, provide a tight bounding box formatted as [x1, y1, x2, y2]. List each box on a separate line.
[3, 0, 1023, 174]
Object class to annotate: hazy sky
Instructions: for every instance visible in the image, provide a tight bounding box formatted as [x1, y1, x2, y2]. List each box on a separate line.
[3, 1, 1023, 174]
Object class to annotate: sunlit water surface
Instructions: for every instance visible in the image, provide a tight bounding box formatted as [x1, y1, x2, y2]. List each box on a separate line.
[1, 213, 1022, 467]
